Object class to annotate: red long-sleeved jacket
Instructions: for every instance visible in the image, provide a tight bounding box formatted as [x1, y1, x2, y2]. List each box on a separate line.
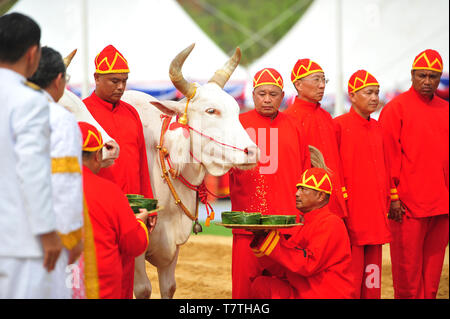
[284, 98, 348, 219]
[229, 109, 311, 235]
[252, 206, 354, 299]
[83, 166, 148, 298]
[379, 87, 449, 218]
[334, 107, 392, 245]
[83, 92, 153, 198]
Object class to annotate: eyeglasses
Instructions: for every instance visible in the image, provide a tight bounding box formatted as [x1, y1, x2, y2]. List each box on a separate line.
[65, 73, 71, 83]
[302, 76, 329, 85]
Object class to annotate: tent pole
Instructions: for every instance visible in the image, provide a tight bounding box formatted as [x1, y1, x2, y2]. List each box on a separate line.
[334, 0, 345, 117]
[81, 0, 89, 98]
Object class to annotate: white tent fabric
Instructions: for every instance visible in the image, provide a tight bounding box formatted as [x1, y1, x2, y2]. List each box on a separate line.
[248, 0, 449, 108]
[9, 0, 249, 95]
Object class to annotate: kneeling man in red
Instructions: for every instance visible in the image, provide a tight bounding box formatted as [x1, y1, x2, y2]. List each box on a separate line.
[79, 122, 154, 298]
[249, 168, 353, 299]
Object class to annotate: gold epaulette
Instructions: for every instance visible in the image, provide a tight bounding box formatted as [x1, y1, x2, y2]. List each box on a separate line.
[24, 80, 42, 91]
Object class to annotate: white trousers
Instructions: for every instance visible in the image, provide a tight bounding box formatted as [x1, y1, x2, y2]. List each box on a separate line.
[49, 249, 73, 299]
[0, 257, 52, 298]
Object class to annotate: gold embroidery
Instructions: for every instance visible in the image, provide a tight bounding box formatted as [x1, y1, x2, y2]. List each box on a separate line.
[51, 157, 81, 174]
[58, 228, 82, 250]
[82, 198, 99, 299]
[264, 232, 280, 256]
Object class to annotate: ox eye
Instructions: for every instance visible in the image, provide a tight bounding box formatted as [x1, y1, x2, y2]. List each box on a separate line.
[205, 108, 218, 115]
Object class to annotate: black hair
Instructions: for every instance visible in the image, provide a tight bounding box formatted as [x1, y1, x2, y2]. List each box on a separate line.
[82, 150, 100, 162]
[28, 46, 65, 89]
[82, 150, 94, 159]
[0, 12, 41, 63]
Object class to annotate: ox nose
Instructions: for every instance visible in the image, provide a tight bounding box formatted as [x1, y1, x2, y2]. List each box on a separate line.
[244, 146, 259, 161]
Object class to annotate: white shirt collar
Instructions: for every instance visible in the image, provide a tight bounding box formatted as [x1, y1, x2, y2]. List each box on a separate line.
[42, 89, 55, 103]
[0, 67, 26, 83]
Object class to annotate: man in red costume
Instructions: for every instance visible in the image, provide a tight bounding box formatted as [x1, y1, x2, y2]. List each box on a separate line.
[250, 168, 353, 299]
[228, 68, 311, 298]
[334, 70, 392, 298]
[79, 122, 155, 298]
[83, 45, 153, 298]
[379, 49, 449, 299]
[284, 59, 348, 219]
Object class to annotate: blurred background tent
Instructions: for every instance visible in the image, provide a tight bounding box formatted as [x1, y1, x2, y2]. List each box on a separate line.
[248, 0, 449, 116]
[6, 0, 250, 104]
[3, 0, 449, 111]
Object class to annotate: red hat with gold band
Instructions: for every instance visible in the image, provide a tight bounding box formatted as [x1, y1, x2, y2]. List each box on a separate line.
[253, 68, 284, 90]
[348, 70, 379, 94]
[296, 167, 332, 194]
[291, 59, 324, 83]
[412, 49, 443, 73]
[95, 45, 130, 74]
[78, 122, 104, 152]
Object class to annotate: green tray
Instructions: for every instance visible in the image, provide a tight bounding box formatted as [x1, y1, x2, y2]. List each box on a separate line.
[126, 194, 144, 200]
[128, 198, 158, 214]
[221, 211, 244, 224]
[229, 212, 261, 225]
[260, 215, 297, 225]
[216, 222, 303, 230]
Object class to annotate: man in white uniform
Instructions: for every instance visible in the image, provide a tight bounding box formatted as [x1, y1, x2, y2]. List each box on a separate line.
[29, 46, 84, 298]
[0, 12, 62, 298]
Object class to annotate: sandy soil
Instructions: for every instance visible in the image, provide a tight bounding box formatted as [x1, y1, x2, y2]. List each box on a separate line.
[144, 235, 449, 299]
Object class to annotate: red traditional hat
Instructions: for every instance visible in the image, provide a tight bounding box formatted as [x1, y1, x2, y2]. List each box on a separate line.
[95, 45, 130, 74]
[348, 70, 379, 94]
[296, 167, 332, 194]
[291, 59, 324, 83]
[78, 122, 104, 152]
[253, 68, 284, 90]
[412, 49, 443, 73]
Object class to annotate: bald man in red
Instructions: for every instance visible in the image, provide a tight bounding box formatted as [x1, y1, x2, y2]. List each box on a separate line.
[334, 70, 392, 298]
[83, 45, 152, 198]
[379, 49, 449, 299]
[250, 168, 353, 299]
[284, 59, 348, 219]
[229, 68, 311, 298]
[79, 122, 153, 299]
[82, 45, 154, 298]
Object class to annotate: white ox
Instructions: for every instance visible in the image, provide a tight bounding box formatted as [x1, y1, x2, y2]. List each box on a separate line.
[60, 45, 258, 299]
[122, 44, 258, 299]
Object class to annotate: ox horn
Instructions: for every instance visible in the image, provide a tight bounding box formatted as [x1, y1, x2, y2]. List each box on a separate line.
[208, 47, 241, 89]
[169, 43, 197, 99]
[64, 49, 77, 68]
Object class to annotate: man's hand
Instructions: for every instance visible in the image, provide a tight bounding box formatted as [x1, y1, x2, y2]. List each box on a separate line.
[68, 240, 84, 265]
[249, 229, 269, 249]
[40, 231, 63, 272]
[136, 208, 149, 224]
[136, 208, 158, 234]
[388, 200, 405, 223]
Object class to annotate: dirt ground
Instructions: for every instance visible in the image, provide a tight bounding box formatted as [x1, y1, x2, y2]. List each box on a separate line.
[145, 235, 449, 299]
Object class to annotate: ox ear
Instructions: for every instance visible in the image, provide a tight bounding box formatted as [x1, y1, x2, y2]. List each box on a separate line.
[150, 100, 185, 117]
